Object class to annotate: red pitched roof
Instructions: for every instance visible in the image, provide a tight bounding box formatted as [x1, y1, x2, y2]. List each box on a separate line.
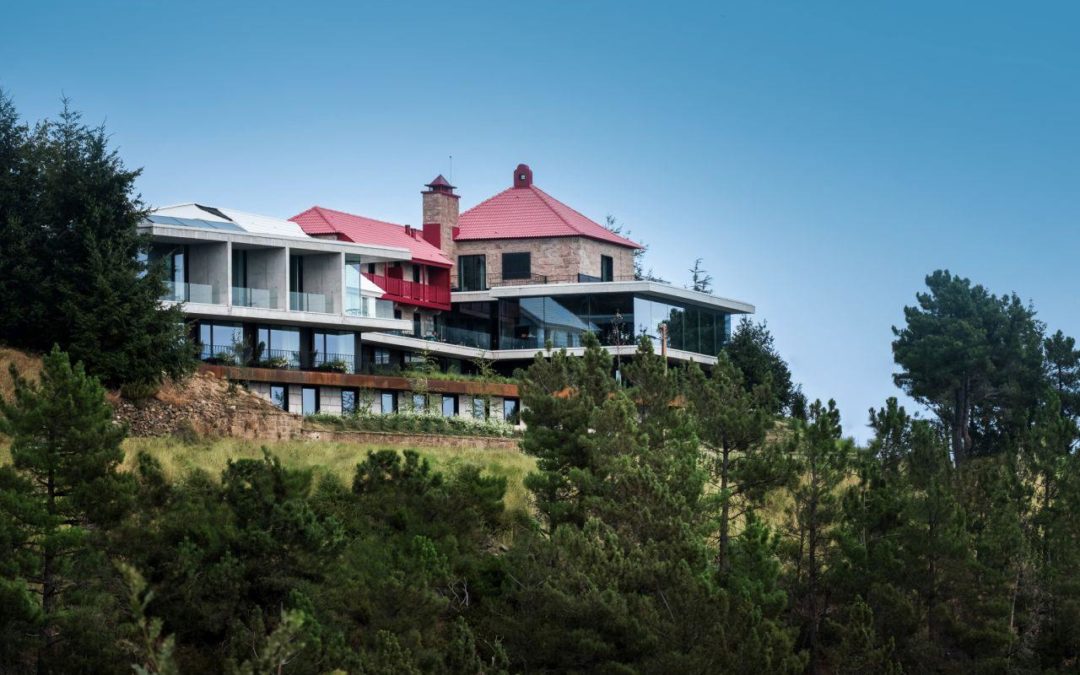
[456, 183, 642, 249]
[290, 206, 452, 268]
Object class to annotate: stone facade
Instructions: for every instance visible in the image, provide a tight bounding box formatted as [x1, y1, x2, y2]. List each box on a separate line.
[453, 236, 635, 286]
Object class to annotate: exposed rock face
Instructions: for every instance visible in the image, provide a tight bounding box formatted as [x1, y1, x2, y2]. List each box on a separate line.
[112, 371, 301, 440]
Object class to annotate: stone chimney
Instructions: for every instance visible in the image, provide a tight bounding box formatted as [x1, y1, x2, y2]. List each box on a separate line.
[421, 174, 459, 264]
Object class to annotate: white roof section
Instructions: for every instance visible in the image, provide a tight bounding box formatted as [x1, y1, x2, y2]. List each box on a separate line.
[453, 280, 755, 314]
[152, 203, 309, 238]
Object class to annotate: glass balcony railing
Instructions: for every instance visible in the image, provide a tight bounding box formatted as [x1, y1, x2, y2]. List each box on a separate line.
[434, 325, 493, 349]
[199, 344, 357, 374]
[289, 291, 330, 313]
[345, 291, 396, 319]
[232, 286, 277, 309]
[163, 281, 219, 304]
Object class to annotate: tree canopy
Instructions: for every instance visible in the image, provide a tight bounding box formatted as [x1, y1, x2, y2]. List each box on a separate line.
[0, 92, 194, 388]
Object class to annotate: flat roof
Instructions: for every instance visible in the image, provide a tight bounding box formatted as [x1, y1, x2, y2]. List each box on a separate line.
[452, 280, 754, 314]
[139, 222, 412, 262]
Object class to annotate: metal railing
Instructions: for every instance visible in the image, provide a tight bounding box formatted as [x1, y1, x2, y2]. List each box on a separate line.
[199, 344, 357, 373]
[232, 286, 277, 309]
[364, 273, 451, 307]
[456, 273, 643, 292]
[163, 281, 219, 304]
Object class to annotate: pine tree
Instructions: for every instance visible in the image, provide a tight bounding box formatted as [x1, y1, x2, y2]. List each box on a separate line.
[0, 346, 133, 672]
[685, 354, 791, 572]
[785, 399, 852, 674]
[723, 318, 796, 414]
[0, 93, 194, 388]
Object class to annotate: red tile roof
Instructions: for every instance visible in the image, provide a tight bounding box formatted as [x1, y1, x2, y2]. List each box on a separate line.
[456, 183, 643, 249]
[290, 206, 452, 267]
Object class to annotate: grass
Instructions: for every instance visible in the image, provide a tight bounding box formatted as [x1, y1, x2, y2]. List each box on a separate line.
[121, 436, 537, 514]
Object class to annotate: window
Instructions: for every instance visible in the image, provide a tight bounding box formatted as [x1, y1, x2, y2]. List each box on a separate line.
[368, 262, 376, 274]
[441, 395, 457, 417]
[198, 322, 243, 360]
[232, 250, 248, 288]
[601, 255, 614, 282]
[256, 326, 301, 367]
[412, 266, 421, 283]
[342, 388, 358, 415]
[501, 252, 531, 280]
[458, 255, 487, 291]
[503, 399, 520, 424]
[374, 349, 391, 366]
[472, 398, 487, 420]
[412, 394, 426, 412]
[270, 385, 287, 411]
[380, 391, 397, 414]
[413, 314, 422, 338]
[289, 255, 303, 293]
[314, 331, 356, 371]
[302, 387, 319, 416]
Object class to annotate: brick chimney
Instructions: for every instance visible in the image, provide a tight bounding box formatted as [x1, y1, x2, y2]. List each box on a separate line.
[422, 174, 459, 263]
[513, 163, 533, 188]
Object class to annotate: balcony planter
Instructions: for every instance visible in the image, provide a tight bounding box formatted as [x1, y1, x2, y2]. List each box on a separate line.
[255, 356, 292, 369]
[314, 359, 351, 374]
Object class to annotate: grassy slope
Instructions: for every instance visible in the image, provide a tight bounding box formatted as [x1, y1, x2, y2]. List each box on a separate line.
[133, 437, 537, 514]
[1, 437, 537, 515]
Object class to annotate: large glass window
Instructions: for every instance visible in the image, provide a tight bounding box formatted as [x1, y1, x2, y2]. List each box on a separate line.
[458, 255, 486, 291]
[472, 398, 487, 419]
[289, 254, 303, 293]
[345, 254, 363, 316]
[502, 252, 531, 280]
[270, 385, 287, 410]
[232, 249, 247, 288]
[503, 399, 520, 424]
[342, 389, 358, 415]
[257, 325, 302, 367]
[412, 394, 427, 412]
[441, 395, 457, 417]
[632, 296, 731, 357]
[380, 391, 397, 414]
[313, 331, 356, 372]
[302, 387, 319, 416]
[198, 322, 243, 360]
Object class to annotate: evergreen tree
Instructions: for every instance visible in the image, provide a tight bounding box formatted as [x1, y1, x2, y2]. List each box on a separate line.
[519, 333, 614, 531]
[784, 399, 852, 674]
[685, 354, 791, 572]
[0, 93, 194, 388]
[0, 346, 133, 672]
[724, 318, 796, 414]
[892, 270, 1045, 464]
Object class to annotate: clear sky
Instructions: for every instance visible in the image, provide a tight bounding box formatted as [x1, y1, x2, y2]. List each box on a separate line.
[3, 1, 1078, 440]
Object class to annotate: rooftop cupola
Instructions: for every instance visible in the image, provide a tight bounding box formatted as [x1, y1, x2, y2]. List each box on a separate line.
[424, 174, 456, 195]
[513, 163, 533, 188]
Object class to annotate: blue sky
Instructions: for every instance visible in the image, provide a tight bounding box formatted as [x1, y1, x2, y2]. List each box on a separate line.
[4, 1, 1078, 440]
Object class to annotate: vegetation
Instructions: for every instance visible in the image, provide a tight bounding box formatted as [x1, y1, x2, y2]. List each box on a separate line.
[2, 270, 1079, 672]
[1, 109, 1079, 671]
[307, 411, 522, 438]
[0, 93, 195, 388]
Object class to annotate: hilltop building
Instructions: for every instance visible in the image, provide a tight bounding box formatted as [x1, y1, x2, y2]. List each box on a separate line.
[142, 164, 753, 421]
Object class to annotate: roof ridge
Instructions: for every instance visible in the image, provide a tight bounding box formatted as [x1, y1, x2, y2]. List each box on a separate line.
[313, 205, 407, 229]
[527, 185, 578, 233]
[530, 186, 640, 248]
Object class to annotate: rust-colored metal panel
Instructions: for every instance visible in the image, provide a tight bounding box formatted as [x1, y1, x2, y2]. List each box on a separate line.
[199, 364, 519, 397]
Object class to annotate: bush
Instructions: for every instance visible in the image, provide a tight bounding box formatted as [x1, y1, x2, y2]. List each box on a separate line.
[306, 411, 521, 438]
